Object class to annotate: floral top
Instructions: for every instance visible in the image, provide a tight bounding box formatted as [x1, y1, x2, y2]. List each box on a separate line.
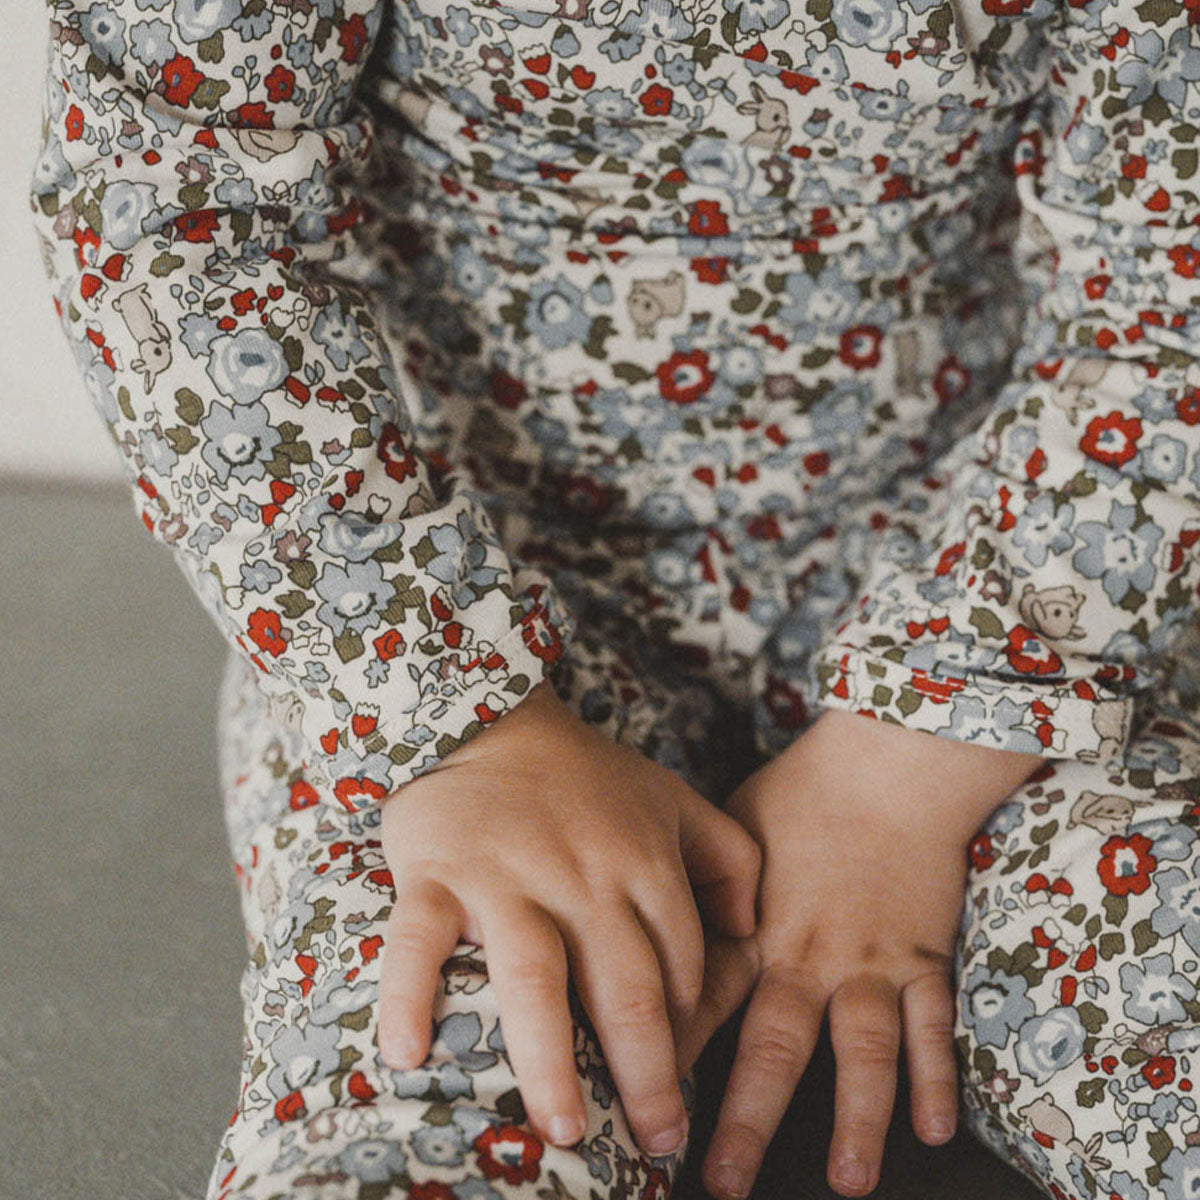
[31, 0, 1200, 810]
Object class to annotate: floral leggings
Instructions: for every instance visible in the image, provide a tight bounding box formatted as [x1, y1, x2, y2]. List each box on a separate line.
[208, 581, 1200, 1200]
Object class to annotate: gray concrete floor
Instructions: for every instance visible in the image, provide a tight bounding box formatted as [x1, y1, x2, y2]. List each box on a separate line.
[1, 480, 1039, 1199]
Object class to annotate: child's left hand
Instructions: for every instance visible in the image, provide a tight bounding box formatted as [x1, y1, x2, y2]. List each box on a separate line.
[693, 709, 1042, 1199]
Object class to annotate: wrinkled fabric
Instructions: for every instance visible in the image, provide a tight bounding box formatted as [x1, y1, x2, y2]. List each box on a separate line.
[29, 0, 1200, 1196]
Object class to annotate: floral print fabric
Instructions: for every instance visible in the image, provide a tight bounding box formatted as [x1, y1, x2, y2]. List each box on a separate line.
[28, 0, 1200, 1196]
[29, 0, 1200, 785]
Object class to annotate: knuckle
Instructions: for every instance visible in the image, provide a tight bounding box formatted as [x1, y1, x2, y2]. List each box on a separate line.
[608, 983, 669, 1030]
[850, 1027, 901, 1066]
[506, 958, 567, 1001]
[384, 923, 440, 959]
[743, 1025, 805, 1075]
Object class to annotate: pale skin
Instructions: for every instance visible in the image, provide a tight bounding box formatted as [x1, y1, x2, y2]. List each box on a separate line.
[377, 682, 1042, 1196]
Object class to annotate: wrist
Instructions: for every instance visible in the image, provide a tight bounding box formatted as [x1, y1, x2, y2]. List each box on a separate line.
[794, 710, 1043, 845]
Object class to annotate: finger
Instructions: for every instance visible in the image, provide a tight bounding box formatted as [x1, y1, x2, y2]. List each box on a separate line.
[827, 974, 902, 1197]
[702, 964, 822, 1200]
[377, 879, 465, 1069]
[677, 791, 762, 938]
[675, 935, 760, 1077]
[567, 909, 689, 1158]
[481, 902, 587, 1147]
[902, 971, 958, 1146]
[632, 859, 706, 1040]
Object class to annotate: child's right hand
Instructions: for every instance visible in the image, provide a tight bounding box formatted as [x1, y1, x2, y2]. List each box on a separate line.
[375, 680, 762, 1157]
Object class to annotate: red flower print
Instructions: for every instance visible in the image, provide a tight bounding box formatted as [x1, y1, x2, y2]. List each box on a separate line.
[1170, 245, 1200, 279]
[230, 102, 274, 129]
[657, 349, 714, 404]
[1079, 410, 1142, 468]
[521, 608, 564, 665]
[489, 368, 527, 409]
[339, 13, 369, 63]
[691, 256, 729, 283]
[373, 629, 407, 661]
[378, 423, 418, 482]
[274, 1091, 306, 1123]
[65, 104, 85, 142]
[640, 84, 674, 116]
[161, 54, 204, 107]
[556, 473, 614, 518]
[174, 210, 220, 242]
[1004, 625, 1064, 676]
[333, 775, 389, 812]
[933, 541, 965, 577]
[839, 324, 883, 371]
[968, 833, 997, 871]
[474, 1124, 544, 1186]
[982, 0, 1030, 13]
[247, 608, 287, 657]
[409, 1184, 456, 1200]
[1177, 388, 1200, 425]
[1142, 1055, 1176, 1089]
[687, 200, 730, 238]
[933, 356, 969, 406]
[1097, 833, 1157, 896]
[764, 673, 808, 731]
[264, 64, 295, 103]
[288, 780, 319, 811]
[641, 1167, 670, 1200]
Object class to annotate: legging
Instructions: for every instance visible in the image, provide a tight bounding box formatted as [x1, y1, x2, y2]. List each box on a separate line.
[207, 608, 1200, 1200]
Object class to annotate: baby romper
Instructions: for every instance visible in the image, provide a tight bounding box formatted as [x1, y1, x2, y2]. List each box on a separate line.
[30, 0, 1200, 1196]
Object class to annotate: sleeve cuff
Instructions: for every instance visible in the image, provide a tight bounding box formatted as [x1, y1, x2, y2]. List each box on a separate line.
[287, 584, 574, 813]
[809, 644, 1134, 764]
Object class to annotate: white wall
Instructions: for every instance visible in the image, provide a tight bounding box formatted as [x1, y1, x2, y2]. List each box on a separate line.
[0, 7, 123, 483]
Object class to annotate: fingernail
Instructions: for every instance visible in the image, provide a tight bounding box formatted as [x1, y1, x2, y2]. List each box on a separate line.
[927, 1116, 955, 1143]
[646, 1121, 688, 1156]
[548, 1115, 586, 1146]
[709, 1162, 751, 1199]
[380, 1035, 421, 1069]
[831, 1159, 871, 1192]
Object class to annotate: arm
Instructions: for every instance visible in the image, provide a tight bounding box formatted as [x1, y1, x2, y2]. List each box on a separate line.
[31, 0, 572, 810]
[808, 0, 1200, 765]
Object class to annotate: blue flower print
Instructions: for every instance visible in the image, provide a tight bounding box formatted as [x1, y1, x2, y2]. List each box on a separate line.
[1014, 1007, 1086, 1085]
[1131, 817, 1197, 863]
[724, 0, 790, 35]
[173, 0, 240, 43]
[1160, 1146, 1200, 1200]
[424, 510, 503, 606]
[444, 5, 477, 46]
[312, 300, 370, 371]
[1107, 1173, 1150, 1200]
[335, 1139, 408, 1183]
[99, 178, 157, 249]
[938, 695, 1046, 755]
[778, 263, 861, 336]
[317, 512, 405, 563]
[525, 275, 590, 350]
[1141, 433, 1188, 484]
[80, 4, 127, 63]
[450, 244, 497, 299]
[1119, 954, 1197, 1025]
[391, 1012, 497, 1102]
[206, 328, 289, 404]
[1151, 867, 1200, 954]
[830, 0, 907, 51]
[411, 1122, 468, 1167]
[199, 400, 282, 486]
[129, 18, 176, 67]
[960, 965, 1036, 1049]
[264, 1019, 342, 1096]
[1011, 494, 1075, 567]
[1073, 502, 1161, 604]
[586, 88, 637, 122]
[314, 560, 393, 637]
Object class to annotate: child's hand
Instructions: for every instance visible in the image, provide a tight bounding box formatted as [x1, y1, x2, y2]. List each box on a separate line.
[697, 710, 1041, 1199]
[376, 681, 762, 1157]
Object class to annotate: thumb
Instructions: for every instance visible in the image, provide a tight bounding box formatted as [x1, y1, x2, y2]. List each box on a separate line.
[677, 792, 762, 939]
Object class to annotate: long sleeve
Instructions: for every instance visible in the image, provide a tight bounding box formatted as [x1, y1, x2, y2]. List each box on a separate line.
[31, 0, 573, 811]
[808, 0, 1200, 762]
